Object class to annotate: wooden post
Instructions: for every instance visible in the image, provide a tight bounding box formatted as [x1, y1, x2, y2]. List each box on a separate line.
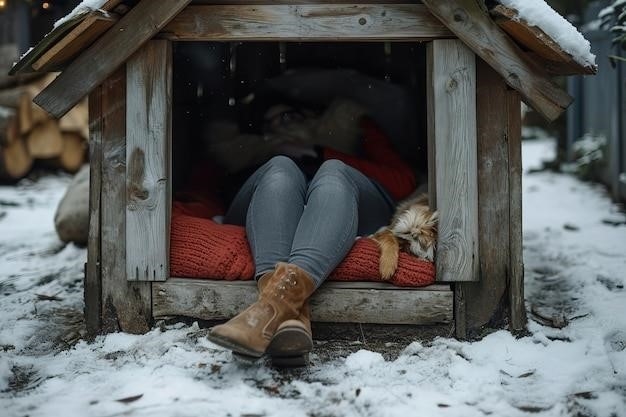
[427, 39, 479, 284]
[126, 40, 172, 282]
[457, 59, 526, 337]
[100, 67, 152, 334]
[85, 86, 103, 338]
[508, 90, 526, 332]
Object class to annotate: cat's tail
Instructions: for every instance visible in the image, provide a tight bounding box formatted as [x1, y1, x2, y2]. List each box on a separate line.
[371, 228, 400, 280]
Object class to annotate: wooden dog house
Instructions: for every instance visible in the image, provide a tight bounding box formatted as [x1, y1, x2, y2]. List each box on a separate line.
[11, 0, 595, 339]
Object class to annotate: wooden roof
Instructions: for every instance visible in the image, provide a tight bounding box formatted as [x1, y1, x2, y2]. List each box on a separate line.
[10, 0, 597, 121]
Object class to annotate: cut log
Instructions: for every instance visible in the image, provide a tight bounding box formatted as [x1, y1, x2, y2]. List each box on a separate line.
[0, 88, 23, 108]
[56, 132, 87, 173]
[0, 77, 56, 135]
[0, 107, 18, 146]
[0, 139, 33, 180]
[18, 92, 33, 135]
[26, 119, 64, 158]
[31, 101, 52, 127]
[59, 99, 89, 139]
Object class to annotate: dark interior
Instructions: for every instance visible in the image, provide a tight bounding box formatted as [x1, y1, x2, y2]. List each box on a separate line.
[172, 41, 428, 199]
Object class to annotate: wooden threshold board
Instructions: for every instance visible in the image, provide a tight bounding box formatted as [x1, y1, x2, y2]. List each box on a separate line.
[153, 279, 453, 325]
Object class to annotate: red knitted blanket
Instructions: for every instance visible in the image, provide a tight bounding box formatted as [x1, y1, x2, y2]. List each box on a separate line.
[170, 198, 435, 287]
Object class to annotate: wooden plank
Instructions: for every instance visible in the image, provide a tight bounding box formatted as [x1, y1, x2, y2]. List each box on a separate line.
[100, 67, 152, 334]
[421, 0, 572, 121]
[32, 11, 118, 72]
[85, 86, 103, 338]
[460, 59, 511, 335]
[126, 40, 172, 282]
[427, 40, 478, 282]
[9, 0, 124, 75]
[507, 89, 526, 332]
[161, 4, 453, 41]
[165, 279, 451, 291]
[9, 11, 89, 75]
[34, 0, 190, 119]
[490, 5, 596, 76]
[191, 0, 421, 3]
[153, 279, 453, 325]
[454, 283, 467, 339]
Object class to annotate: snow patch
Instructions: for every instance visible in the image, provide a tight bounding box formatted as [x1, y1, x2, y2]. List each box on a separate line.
[0, 136, 625, 416]
[53, 0, 109, 29]
[498, 0, 596, 67]
[344, 350, 385, 370]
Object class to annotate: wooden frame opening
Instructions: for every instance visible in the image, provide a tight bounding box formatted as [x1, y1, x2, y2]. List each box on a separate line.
[86, 3, 523, 337]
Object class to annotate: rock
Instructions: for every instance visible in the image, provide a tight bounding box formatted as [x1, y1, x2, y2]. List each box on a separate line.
[54, 165, 89, 245]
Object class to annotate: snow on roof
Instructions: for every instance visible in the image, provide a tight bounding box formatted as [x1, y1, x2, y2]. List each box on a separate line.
[53, 0, 109, 29]
[498, 0, 596, 68]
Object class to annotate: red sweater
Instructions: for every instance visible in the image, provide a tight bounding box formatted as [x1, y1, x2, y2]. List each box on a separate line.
[322, 119, 416, 201]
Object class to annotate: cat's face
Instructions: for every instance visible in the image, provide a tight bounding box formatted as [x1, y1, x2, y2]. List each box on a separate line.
[391, 204, 438, 262]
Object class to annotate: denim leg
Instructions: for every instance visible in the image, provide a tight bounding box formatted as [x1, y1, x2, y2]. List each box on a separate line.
[224, 156, 307, 278]
[288, 159, 395, 287]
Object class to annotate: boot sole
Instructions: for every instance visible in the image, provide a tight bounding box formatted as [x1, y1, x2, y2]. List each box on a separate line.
[207, 332, 264, 358]
[271, 353, 310, 368]
[266, 327, 313, 358]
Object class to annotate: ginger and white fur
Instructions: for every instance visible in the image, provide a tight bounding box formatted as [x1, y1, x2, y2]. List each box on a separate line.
[371, 193, 438, 280]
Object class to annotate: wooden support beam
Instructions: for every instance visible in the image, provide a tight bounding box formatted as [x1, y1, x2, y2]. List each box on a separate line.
[85, 86, 103, 338]
[126, 40, 172, 282]
[32, 10, 118, 72]
[490, 5, 596, 76]
[34, 0, 190, 118]
[9, 0, 124, 75]
[427, 39, 479, 283]
[153, 280, 453, 325]
[421, 0, 572, 121]
[162, 4, 452, 41]
[100, 67, 152, 334]
[507, 89, 526, 332]
[459, 59, 526, 337]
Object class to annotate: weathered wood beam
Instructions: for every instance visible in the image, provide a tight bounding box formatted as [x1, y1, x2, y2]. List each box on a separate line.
[9, 0, 124, 75]
[85, 86, 103, 338]
[427, 39, 479, 283]
[100, 67, 152, 334]
[459, 59, 526, 337]
[32, 11, 118, 72]
[421, 0, 572, 121]
[507, 89, 526, 332]
[126, 40, 172, 282]
[490, 5, 597, 76]
[34, 0, 190, 119]
[154, 280, 453, 325]
[161, 4, 453, 41]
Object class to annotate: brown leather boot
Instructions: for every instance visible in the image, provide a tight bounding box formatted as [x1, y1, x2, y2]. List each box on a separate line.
[207, 263, 316, 358]
[266, 301, 313, 367]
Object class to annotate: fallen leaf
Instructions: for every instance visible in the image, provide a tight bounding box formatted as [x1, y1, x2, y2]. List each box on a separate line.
[115, 394, 143, 404]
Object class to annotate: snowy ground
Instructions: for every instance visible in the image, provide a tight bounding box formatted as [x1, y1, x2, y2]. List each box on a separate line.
[0, 137, 625, 417]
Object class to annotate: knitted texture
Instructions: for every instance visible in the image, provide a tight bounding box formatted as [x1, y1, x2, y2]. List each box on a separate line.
[170, 201, 435, 286]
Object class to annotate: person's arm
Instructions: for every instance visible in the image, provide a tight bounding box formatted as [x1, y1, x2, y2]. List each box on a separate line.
[321, 118, 416, 200]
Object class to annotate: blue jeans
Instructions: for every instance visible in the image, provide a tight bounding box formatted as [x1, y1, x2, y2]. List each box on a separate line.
[224, 156, 394, 287]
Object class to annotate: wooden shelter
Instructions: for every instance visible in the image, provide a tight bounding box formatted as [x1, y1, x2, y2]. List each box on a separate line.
[11, 0, 596, 339]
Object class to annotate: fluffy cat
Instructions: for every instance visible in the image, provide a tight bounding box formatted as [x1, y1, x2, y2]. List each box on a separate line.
[371, 193, 438, 280]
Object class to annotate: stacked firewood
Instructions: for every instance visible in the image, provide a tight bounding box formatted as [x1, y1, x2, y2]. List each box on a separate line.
[0, 73, 88, 181]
